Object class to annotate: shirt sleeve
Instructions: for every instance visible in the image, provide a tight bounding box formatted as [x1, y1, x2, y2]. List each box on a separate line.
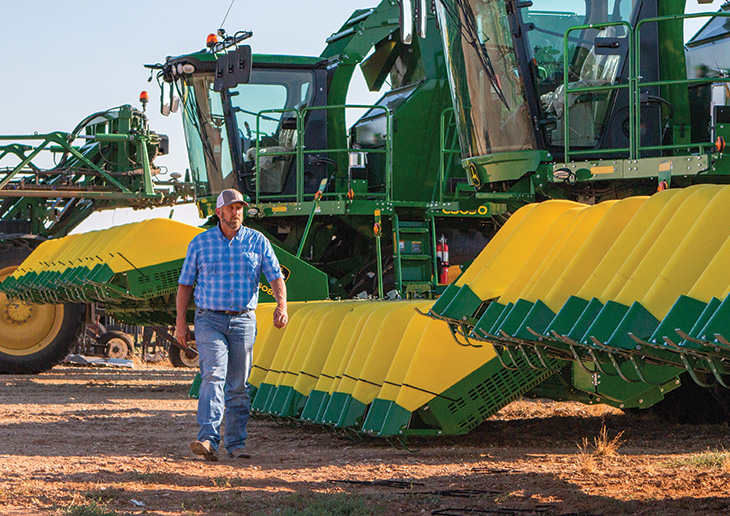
[178, 239, 198, 286]
[260, 237, 285, 283]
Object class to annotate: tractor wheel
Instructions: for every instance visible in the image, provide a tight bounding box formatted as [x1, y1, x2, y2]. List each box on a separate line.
[98, 331, 134, 359]
[0, 240, 85, 374]
[169, 345, 199, 368]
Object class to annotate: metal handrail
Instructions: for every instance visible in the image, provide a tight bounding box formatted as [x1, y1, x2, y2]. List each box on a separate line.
[634, 12, 730, 158]
[562, 21, 634, 161]
[254, 104, 393, 204]
[438, 107, 461, 203]
[560, 12, 730, 162]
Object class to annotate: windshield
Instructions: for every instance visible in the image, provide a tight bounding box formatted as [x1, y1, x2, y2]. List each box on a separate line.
[436, 0, 637, 157]
[524, 0, 636, 148]
[229, 69, 315, 194]
[436, 0, 537, 159]
[230, 69, 314, 141]
[178, 74, 237, 199]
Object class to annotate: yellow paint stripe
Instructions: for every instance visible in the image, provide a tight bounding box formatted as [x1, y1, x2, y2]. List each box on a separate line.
[591, 165, 615, 175]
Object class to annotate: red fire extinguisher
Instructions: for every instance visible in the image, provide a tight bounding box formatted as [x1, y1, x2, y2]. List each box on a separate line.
[436, 235, 449, 284]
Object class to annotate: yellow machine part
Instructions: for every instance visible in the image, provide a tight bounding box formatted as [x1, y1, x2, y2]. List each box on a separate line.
[641, 186, 730, 318]
[249, 302, 312, 388]
[467, 200, 585, 300]
[291, 302, 367, 396]
[540, 197, 647, 310]
[345, 301, 429, 404]
[691, 235, 730, 302]
[252, 303, 278, 357]
[10, 219, 203, 281]
[498, 206, 586, 305]
[612, 185, 723, 312]
[599, 187, 700, 302]
[576, 189, 681, 301]
[257, 302, 326, 388]
[350, 301, 432, 405]
[300, 302, 380, 396]
[454, 203, 536, 288]
[329, 303, 399, 396]
[395, 320, 497, 412]
[375, 315, 445, 402]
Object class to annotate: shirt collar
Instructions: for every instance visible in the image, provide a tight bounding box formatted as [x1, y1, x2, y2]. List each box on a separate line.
[216, 223, 245, 242]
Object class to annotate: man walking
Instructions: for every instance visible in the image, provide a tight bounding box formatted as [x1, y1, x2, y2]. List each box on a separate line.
[176, 188, 288, 461]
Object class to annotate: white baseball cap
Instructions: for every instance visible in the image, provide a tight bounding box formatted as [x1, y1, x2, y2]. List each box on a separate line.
[216, 189, 249, 208]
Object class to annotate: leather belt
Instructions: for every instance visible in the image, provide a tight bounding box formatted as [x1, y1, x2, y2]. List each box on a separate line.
[210, 309, 251, 316]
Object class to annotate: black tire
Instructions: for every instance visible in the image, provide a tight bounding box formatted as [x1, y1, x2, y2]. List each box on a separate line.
[0, 240, 85, 374]
[98, 331, 134, 359]
[169, 344, 199, 368]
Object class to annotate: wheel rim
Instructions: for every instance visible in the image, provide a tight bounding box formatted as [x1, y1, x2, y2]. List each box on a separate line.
[179, 347, 199, 368]
[107, 338, 129, 359]
[0, 264, 65, 357]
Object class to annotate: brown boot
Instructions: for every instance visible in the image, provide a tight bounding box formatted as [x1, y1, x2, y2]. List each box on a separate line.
[190, 440, 218, 462]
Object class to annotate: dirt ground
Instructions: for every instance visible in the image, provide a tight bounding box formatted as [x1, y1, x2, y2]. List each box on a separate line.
[2, 364, 730, 516]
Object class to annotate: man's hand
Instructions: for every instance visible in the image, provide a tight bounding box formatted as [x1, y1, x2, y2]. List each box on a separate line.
[273, 304, 288, 329]
[175, 319, 190, 347]
[176, 284, 194, 346]
[270, 277, 288, 329]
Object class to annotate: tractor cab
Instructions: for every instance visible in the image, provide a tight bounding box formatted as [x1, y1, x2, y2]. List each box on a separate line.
[431, 0, 730, 197]
[162, 49, 331, 211]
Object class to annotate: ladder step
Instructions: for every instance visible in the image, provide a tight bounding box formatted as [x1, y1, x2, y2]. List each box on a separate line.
[397, 227, 430, 234]
[397, 254, 431, 260]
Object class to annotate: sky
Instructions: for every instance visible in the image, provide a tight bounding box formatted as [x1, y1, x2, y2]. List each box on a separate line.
[0, 0, 376, 231]
[0, 0, 725, 233]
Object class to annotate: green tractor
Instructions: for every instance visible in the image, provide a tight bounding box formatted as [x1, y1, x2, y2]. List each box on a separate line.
[0, 105, 190, 373]
[150, 1, 510, 302]
[4, 0, 730, 433]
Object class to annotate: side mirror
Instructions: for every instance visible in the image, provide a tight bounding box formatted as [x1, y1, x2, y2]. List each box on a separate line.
[214, 45, 252, 92]
[400, 0, 414, 45]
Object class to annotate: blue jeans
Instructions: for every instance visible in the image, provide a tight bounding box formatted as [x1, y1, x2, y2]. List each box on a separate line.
[194, 309, 257, 453]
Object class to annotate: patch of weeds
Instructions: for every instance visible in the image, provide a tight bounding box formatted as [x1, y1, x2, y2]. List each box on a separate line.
[492, 492, 517, 504]
[212, 476, 231, 487]
[83, 486, 125, 503]
[665, 448, 730, 472]
[57, 500, 134, 516]
[252, 492, 382, 516]
[212, 476, 245, 487]
[130, 468, 163, 483]
[179, 502, 201, 515]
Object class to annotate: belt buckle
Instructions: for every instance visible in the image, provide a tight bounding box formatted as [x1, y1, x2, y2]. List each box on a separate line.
[224, 309, 248, 316]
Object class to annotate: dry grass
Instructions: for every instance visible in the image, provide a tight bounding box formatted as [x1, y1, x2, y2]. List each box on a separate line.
[576, 423, 624, 473]
[592, 424, 624, 457]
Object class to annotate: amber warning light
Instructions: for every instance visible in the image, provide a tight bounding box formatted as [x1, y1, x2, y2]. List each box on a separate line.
[139, 91, 149, 112]
[207, 33, 218, 48]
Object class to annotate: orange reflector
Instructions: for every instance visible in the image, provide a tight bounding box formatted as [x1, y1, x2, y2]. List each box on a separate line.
[716, 136, 726, 153]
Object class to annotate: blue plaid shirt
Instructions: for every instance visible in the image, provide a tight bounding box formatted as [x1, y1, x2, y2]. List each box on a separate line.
[178, 224, 284, 311]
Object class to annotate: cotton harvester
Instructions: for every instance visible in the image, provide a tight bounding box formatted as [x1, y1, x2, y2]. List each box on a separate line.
[4, 0, 730, 437]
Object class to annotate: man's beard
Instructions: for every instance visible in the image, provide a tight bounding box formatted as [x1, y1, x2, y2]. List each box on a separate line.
[221, 215, 241, 231]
